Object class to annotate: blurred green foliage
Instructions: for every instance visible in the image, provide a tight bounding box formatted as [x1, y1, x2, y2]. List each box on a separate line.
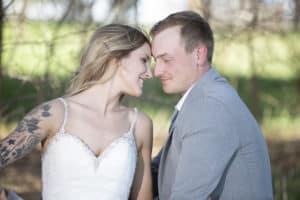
[0, 20, 300, 200]
[1, 21, 300, 136]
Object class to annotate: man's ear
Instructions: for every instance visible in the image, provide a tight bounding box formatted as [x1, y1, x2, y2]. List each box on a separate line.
[195, 44, 208, 68]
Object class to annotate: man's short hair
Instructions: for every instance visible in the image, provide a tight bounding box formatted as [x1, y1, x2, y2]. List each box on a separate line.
[150, 11, 214, 63]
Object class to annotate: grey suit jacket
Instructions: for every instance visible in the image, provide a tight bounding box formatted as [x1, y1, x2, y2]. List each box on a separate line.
[152, 68, 273, 200]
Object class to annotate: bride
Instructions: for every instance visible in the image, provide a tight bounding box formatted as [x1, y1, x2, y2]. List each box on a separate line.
[0, 24, 153, 200]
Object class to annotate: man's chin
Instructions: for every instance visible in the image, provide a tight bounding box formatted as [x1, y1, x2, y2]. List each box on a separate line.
[162, 85, 186, 95]
[162, 86, 177, 94]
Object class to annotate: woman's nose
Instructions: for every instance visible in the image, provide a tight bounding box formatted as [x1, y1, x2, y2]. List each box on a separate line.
[143, 66, 153, 79]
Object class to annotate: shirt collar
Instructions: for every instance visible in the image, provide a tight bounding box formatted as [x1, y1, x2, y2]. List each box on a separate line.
[175, 84, 195, 111]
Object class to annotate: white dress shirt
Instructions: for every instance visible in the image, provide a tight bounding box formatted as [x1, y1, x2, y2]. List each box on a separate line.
[175, 85, 195, 111]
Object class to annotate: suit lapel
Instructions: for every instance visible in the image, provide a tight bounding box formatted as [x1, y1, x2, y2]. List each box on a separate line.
[158, 67, 223, 195]
[169, 109, 179, 134]
[160, 68, 221, 157]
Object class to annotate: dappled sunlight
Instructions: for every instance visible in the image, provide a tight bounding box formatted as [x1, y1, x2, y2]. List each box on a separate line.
[0, 122, 15, 138]
[263, 115, 300, 141]
[3, 21, 90, 79]
[214, 32, 300, 79]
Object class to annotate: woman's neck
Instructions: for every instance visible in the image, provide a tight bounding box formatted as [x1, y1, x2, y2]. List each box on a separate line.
[69, 81, 123, 115]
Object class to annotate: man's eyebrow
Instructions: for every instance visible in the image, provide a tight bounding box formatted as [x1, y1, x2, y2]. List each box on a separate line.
[154, 53, 169, 59]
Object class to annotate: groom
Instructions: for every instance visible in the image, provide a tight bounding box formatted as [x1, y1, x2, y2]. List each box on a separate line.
[151, 11, 273, 200]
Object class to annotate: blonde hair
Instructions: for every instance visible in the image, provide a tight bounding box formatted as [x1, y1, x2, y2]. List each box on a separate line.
[66, 24, 149, 96]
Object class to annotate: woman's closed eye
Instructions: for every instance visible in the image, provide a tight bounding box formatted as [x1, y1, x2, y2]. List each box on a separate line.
[141, 58, 148, 64]
[141, 57, 151, 66]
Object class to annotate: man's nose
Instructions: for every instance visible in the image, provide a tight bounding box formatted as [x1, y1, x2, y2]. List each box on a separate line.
[154, 62, 164, 77]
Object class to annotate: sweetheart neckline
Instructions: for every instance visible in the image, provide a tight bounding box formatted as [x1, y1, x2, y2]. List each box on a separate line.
[42, 130, 135, 161]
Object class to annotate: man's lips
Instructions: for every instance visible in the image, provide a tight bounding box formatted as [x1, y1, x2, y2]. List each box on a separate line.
[160, 78, 170, 84]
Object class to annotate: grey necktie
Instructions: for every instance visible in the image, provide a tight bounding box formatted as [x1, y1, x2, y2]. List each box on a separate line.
[169, 109, 179, 134]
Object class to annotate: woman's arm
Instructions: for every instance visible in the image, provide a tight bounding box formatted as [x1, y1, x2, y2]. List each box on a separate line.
[130, 112, 153, 200]
[0, 187, 7, 200]
[0, 100, 59, 169]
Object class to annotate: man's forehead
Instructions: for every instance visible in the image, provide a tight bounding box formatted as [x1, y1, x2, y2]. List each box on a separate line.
[152, 46, 174, 58]
[151, 27, 183, 57]
[152, 26, 182, 42]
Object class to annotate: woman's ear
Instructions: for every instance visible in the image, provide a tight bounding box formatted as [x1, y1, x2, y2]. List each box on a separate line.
[111, 58, 120, 68]
[115, 57, 127, 72]
[99, 58, 120, 83]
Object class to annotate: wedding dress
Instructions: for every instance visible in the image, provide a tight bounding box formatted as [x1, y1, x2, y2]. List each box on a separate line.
[41, 98, 138, 200]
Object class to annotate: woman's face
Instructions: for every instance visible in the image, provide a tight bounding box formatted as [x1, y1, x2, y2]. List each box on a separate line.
[117, 43, 152, 97]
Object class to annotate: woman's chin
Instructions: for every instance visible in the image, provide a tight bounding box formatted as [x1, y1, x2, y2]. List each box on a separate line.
[126, 88, 143, 97]
[134, 89, 143, 97]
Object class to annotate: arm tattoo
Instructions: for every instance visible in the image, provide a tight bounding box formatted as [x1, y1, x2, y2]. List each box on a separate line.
[0, 103, 52, 169]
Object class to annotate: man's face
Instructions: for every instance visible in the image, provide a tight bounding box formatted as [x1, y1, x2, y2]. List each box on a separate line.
[152, 26, 200, 94]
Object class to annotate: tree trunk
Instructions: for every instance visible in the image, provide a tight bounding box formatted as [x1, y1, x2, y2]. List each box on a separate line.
[248, 0, 261, 120]
[201, 0, 211, 21]
[0, 0, 4, 79]
[296, 69, 300, 112]
[296, 1, 300, 109]
[0, 0, 3, 115]
[187, 0, 211, 21]
[294, 0, 300, 30]
[106, 0, 139, 24]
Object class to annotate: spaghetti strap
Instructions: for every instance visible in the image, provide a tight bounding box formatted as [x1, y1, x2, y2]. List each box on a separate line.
[129, 108, 138, 133]
[58, 97, 68, 133]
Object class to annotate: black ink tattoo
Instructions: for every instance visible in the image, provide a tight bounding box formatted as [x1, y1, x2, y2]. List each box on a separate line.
[42, 104, 51, 117]
[0, 103, 52, 169]
[8, 139, 15, 145]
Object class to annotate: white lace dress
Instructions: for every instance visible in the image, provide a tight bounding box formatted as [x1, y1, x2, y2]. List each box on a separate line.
[41, 98, 138, 200]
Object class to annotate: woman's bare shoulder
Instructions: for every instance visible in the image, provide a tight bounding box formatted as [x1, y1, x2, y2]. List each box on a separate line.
[35, 97, 67, 137]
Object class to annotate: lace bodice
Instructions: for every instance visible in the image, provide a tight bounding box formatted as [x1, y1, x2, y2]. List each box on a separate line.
[41, 98, 138, 200]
